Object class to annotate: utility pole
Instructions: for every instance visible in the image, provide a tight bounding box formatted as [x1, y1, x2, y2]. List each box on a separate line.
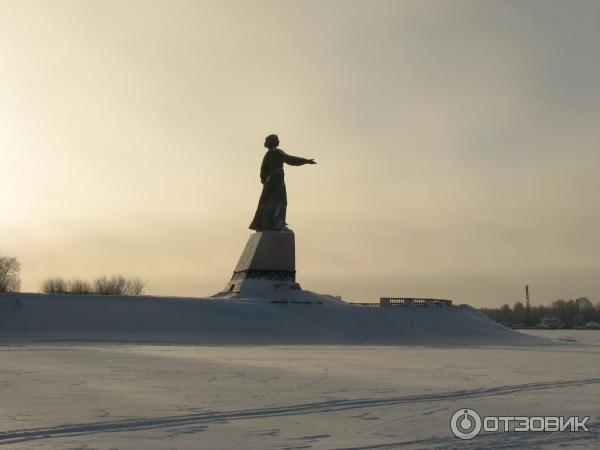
[525, 284, 531, 325]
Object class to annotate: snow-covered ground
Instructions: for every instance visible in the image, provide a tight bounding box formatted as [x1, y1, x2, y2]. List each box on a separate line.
[1, 331, 599, 449]
[0, 292, 544, 345]
[1, 293, 597, 448]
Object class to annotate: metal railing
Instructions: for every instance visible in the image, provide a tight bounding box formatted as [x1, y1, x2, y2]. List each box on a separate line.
[381, 297, 452, 307]
[350, 297, 453, 307]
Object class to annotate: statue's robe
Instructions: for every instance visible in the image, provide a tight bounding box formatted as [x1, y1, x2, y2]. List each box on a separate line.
[249, 148, 310, 231]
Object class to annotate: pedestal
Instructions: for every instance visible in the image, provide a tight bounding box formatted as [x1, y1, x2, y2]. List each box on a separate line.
[222, 231, 301, 293]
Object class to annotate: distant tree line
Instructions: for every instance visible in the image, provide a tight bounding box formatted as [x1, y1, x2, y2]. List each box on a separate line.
[41, 275, 146, 296]
[480, 297, 600, 328]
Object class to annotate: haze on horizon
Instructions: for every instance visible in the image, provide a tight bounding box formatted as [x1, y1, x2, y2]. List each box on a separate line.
[1, 0, 599, 307]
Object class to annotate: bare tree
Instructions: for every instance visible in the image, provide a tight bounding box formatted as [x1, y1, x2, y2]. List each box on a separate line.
[94, 275, 125, 295]
[40, 277, 68, 294]
[94, 275, 144, 295]
[0, 255, 21, 292]
[125, 277, 146, 295]
[68, 279, 93, 294]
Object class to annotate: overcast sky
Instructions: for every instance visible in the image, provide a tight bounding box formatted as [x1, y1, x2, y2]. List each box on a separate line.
[1, 0, 599, 306]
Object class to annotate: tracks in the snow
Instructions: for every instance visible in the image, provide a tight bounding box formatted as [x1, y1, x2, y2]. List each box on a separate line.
[1, 377, 599, 445]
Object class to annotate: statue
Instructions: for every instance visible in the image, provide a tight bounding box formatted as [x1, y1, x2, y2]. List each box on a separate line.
[249, 134, 316, 232]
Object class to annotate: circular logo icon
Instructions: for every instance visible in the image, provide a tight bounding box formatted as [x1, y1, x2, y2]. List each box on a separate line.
[450, 408, 482, 440]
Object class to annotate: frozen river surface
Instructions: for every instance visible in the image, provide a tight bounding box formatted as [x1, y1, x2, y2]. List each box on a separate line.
[1, 330, 599, 449]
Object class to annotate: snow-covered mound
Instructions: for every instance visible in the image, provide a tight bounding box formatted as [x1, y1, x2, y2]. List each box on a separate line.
[0, 291, 546, 345]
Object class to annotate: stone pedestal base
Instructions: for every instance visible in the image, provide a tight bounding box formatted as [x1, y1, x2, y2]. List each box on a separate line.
[222, 231, 301, 294]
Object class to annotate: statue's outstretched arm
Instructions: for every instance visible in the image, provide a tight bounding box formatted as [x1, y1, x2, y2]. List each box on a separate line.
[279, 149, 317, 166]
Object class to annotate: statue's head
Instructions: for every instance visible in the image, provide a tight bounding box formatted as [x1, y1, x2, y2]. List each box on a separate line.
[264, 134, 279, 149]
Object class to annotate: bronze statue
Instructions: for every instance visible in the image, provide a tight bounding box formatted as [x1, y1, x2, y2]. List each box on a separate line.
[249, 134, 316, 232]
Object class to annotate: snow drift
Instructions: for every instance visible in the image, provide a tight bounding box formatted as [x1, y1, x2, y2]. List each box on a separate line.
[0, 290, 546, 345]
